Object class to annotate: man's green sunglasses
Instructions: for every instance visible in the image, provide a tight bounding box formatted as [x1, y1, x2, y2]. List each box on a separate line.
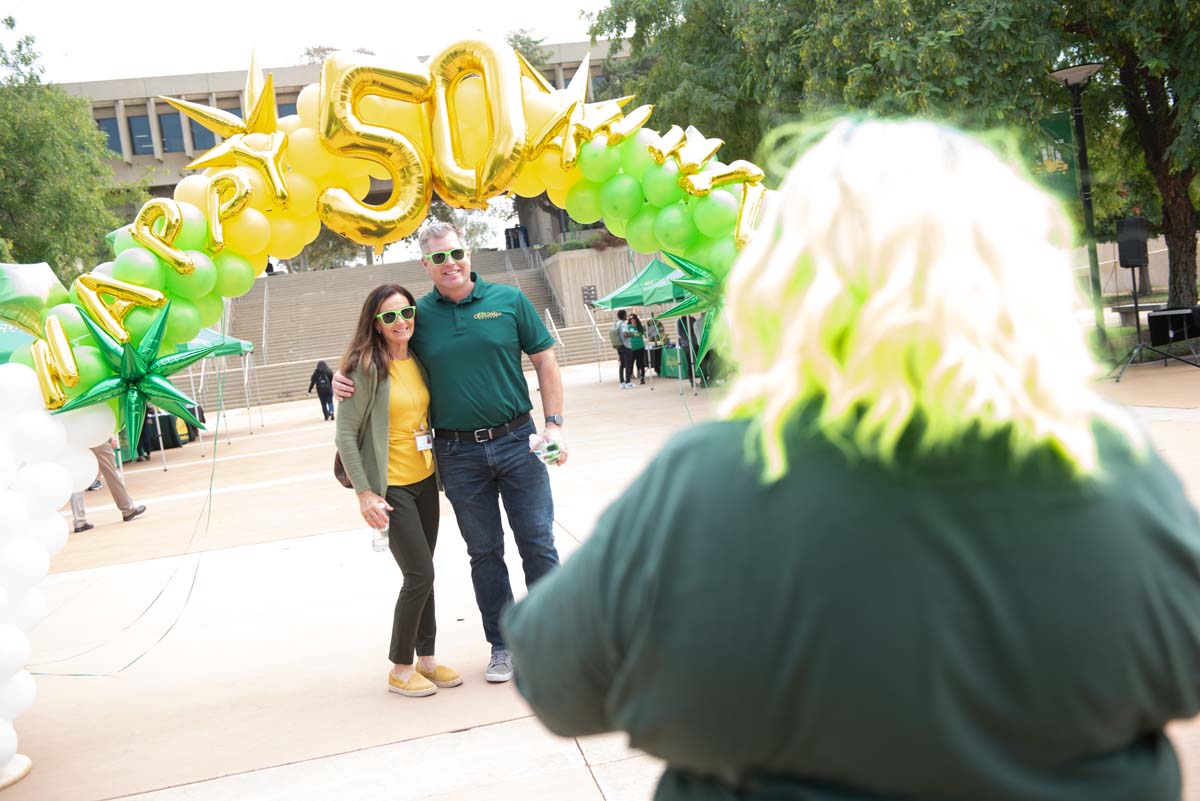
[376, 306, 416, 325]
[423, 248, 466, 265]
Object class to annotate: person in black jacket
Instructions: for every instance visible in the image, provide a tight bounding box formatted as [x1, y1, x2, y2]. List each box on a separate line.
[309, 360, 335, 420]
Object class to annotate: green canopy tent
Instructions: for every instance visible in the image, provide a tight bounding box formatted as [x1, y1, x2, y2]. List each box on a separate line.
[0, 323, 33, 363]
[593, 258, 687, 308]
[175, 327, 263, 437]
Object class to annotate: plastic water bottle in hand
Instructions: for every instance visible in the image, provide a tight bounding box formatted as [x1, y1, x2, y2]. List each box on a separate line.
[528, 433, 561, 465]
[372, 503, 389, 552]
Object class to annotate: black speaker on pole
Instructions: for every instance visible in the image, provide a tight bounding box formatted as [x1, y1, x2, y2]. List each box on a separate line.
[1116, 216, 1148, 268]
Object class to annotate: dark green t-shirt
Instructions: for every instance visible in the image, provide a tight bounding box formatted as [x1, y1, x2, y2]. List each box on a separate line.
[504, 414, 1200, 801]
[411, 273, 555, 431]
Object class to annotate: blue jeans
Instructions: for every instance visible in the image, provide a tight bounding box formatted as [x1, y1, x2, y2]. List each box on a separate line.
[434, 419, 559, 650]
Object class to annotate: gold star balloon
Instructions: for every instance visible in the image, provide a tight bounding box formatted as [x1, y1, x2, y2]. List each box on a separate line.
[160, 54, 290, 209]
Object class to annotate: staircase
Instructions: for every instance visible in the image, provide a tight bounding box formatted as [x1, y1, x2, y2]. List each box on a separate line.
[174, 250, 595, 411]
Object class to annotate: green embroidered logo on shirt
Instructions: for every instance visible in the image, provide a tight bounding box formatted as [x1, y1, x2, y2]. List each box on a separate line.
[473, 311, 502, 320]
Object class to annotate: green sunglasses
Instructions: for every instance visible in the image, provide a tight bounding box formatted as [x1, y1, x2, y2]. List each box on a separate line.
[375, 306, 416, 325]
[423, 248, 466, 265]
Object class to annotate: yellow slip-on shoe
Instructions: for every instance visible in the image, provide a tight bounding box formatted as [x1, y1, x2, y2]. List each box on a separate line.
[388, 670, 437, 697]
[417, 664, 463, 688]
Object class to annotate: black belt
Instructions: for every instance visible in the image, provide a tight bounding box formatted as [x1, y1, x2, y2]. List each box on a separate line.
[434, 412, 531, 443]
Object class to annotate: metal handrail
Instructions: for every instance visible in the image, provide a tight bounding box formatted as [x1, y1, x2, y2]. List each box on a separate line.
[531, 247, 565, 327]
[582, 302, 606, 383]
[544, 308, 563, 347]
[260, 279, 270, 364]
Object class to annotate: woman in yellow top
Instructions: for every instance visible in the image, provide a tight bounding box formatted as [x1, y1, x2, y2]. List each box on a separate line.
[335, 283, 461, 697]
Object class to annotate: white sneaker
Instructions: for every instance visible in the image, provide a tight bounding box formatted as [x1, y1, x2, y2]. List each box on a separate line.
[485, 649, 513, 683]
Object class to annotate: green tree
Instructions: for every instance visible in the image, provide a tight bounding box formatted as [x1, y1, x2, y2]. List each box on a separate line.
[505, 29, 553, 70]
[588, 0, 766, 161]
[301, 45, 375, 65]
[0, 17, 142, 281]
[293, 224, 365, 270]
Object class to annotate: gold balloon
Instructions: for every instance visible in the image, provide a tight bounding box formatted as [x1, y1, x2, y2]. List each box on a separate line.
[427, 38, 527, 208]
[604, 104, 654, 146]
[73, 272, 167, 343]
[317, 51, 434, 246]
[735, 181, 768, 248]
[673, 126, 724, 174]
[648, 125, 686, 165]
[130, 199, 194, 275]
[682, 160, 766, 196]
[31, 315, 78, 410]
[207, 170, 253, 253]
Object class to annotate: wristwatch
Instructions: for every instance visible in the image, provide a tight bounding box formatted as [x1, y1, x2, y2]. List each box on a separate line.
[545, 414, 564, 426]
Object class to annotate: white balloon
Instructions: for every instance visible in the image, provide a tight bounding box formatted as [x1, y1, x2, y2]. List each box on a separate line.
[0, 671, 35, 720]
[0, 364, 43, 417]
[57, 447, 98, 494]
[0, 539, 48, 593]
[0, 721, 15, 767]
[58, 404, 117, 450]
[7, 588, 45, 631]
[0, 442, 16, 490]
[11, 463, 72, 515]
[25, 514, 68, 557]
[0, 586, 9, 621]
[6, 410, 66, 465]
[0, 626, 29, 680]
[0, 492, 28, 539]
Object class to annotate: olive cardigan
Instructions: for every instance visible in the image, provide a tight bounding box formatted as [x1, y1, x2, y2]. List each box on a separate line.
[333, 355, 436, 495]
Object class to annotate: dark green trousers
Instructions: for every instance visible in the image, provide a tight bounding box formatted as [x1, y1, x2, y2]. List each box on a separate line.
[385, 475, 440, 664]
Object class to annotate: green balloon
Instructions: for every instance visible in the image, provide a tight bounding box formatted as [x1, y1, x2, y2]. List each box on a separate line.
[213, 251, 256, 298]
[642, 160, 686, 208]
[194, 289, 225, 329]
[565, 181, 604, 225]
[625, 206, 661, 254]
[693, 191, 740, 238]
[113, 248, 167, 291]
[599, 174, 644, 221]
[684, 236, 716, 269]
[604, 216, 628, 238]
[578, 139, 623, 184]
[154, 201, 211, 252]
[165, 298, 202, 345]
[166, 251, 218, 300]
[654, 201, 699, 253]
[111, 226, 138, 256]
[124, 306, 157, 347]
[7, 345, 34, 369]
[47, 303, 88, 342]
[619, 129, 658, 181]
[709, 237, 740, 278]
[70, 346, 114, 397]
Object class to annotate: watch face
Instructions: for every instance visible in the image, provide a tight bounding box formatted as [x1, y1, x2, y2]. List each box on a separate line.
[546, 415, 563, 425]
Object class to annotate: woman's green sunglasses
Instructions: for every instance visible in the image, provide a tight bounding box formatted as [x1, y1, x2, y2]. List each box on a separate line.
[376, 306, 416, 325]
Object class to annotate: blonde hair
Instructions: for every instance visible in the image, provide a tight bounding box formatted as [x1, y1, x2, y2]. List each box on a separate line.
[721, 118, 1141, 479]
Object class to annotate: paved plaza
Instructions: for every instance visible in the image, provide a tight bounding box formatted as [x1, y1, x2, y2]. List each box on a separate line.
[9, 357, 1200, 800]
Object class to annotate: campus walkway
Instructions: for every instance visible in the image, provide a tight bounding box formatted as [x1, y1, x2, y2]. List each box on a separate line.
[8, 357, 1200, 800]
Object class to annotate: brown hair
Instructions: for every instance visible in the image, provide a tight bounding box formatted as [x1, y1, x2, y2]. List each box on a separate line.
[340, 284, 417, 378]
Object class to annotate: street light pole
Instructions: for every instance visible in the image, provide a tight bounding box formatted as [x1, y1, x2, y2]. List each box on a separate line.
[1050, 63, 1106, 344]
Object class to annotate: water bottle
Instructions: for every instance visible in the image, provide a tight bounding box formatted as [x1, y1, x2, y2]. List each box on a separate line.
[528, 433, 561, 465]
[372, 502, 389, 552]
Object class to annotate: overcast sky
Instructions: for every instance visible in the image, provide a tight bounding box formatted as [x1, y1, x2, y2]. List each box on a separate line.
[7, 0, 610, 83]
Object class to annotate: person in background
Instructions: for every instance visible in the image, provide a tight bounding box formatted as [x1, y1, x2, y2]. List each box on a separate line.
[308, 360, 336, 421]
[625, 313, 646, 385]
[334, 283, 459, 698]
[502, 117, 1200, 801]
[71, 436, 146, 533]
[610, 309, 633, 389]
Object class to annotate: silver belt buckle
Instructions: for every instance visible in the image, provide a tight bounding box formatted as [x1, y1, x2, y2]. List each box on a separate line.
[473, 428, 491, 443]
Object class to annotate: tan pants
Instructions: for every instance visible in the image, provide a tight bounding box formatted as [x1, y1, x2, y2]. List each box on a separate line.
[70, 444, 135, 524]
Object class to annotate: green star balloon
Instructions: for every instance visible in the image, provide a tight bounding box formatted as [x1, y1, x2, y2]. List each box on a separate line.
[54, 302, 217, 446]
[658, 250, 726, 365]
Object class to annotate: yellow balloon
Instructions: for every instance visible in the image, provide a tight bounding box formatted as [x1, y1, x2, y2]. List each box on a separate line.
[268, 216, 308, 260]
[296, 83, 321, 129]
[522, 77, 561, 134]
[427, 39, 526, 208]
[380, 98, 427, 148]
[535, 149, 582, 192]
[286, 128, 338, 182]
[508, 164, 546, 198]
[224, 207, 272, 254]
[454, 76, 489, 166]
[247, 250, 270, 276]
[285, 171, 320, 218]
[173, 174, 212, 210]
[277, 114, 303, 135]
[296, 213, 322, 246]
[546, 182, 569, 209]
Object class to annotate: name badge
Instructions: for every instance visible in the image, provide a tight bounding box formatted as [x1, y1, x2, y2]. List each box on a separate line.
[416, 433, 433, 452]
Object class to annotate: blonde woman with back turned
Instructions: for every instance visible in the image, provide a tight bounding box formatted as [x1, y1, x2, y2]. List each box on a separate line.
[502, 118, 1200, 801]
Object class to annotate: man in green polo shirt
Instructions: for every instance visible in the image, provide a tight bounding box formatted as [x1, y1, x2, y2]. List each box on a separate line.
[334, 221, 566, 684]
